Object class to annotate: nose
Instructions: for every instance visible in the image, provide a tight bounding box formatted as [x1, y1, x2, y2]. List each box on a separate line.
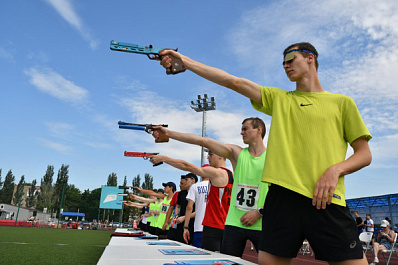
[283, 62, 289, 69]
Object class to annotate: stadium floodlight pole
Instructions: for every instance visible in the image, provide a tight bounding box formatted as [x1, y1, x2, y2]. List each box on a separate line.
[14, 182, 25, 227]
[57, 182, 66, 229]
[190, 94, 216, 167]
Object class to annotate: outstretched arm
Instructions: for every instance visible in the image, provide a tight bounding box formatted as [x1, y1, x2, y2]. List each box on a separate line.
[149, 155, 229, 187]
[153, 127, 242, 169]
[159, 50, 262, 104]
[123, 201, 148, 208]
[128, 194, 156, 203]
[135, 187, 166, 199]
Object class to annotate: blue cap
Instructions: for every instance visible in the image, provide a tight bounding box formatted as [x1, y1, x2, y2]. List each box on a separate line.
[162, 182, 176, 192]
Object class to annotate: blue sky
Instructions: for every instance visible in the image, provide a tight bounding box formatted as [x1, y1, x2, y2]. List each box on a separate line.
[1, 0, 397, 199]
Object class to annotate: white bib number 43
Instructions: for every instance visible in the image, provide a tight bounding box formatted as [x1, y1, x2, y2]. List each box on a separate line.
[235, 184, 259, 211]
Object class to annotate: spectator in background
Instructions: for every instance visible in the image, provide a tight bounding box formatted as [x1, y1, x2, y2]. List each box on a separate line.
[372, 220, 396, 264]
[354, 211, 364, 235]
[365, 214, 374, 233]
[385, 217, 392, 228]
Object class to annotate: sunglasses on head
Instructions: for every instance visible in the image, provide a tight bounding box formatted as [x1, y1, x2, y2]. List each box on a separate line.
[283, 49, 317, 66]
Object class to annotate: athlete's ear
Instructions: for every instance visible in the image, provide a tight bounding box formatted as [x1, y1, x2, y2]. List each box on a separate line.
[308, 53, 315, 64]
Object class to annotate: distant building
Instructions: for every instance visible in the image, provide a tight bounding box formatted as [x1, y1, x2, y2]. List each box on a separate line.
[0, 203, 53, 222]
[11, 184, 40, 207]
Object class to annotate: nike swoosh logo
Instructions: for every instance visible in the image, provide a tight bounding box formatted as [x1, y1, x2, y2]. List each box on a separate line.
[300, 103, 313, 107]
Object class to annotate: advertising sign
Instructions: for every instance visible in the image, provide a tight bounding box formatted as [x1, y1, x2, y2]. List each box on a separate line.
[99, 186, 123, 209]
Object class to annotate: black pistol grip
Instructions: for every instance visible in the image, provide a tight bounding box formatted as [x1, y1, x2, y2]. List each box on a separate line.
[153, 162, 163, 167]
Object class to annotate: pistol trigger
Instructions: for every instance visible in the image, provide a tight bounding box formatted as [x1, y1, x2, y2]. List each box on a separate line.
[144, 126, 151, 134]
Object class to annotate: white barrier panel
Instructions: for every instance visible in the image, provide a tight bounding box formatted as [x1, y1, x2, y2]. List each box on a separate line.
[98, 230, 256, 265]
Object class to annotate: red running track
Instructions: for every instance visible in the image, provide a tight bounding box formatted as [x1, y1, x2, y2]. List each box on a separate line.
[241, 240, 398, 265]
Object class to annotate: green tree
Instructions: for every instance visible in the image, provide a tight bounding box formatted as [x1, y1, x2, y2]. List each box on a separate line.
[64, 184, 81, 212]
[123, 176, 127, 187]
[54, 164, 69, 209]
[141, 173, 153, 191]
[123, 174, 143, 222]
[12, 175, 25, 206]
[26, 179, 37, 208]
[0, 169, 3, 200]
[80, 188, 102, 221]
[42, 165, 54, 186]
[37, 165, 56, 212]
[0, 170, 15, 204]
[107, 172, 117, 186]
[132, 174, 141, 188]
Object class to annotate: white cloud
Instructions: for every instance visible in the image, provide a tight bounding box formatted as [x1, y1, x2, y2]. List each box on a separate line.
[113, 76, 148, 91]
[368, 134, 398, 168]
[45, 122, 76, 140]
[25, 67, 89, 105]
[0, 46, 14, 61]
[39, 138, 72, 153]
[44, 120, 113, 151]
[27, 51, 50, 64]
[44, 0, 99, 49]
[116, 90, 250, 165]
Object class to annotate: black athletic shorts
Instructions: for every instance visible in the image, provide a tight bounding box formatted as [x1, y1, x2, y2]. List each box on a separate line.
[202, 225, 224, 252]
[221, 225, 262, 257]
[258, 184, 364, 262]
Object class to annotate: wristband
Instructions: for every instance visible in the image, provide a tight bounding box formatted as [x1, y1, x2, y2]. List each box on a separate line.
[258, 208, 264, 216]
[183, 226, 189, 229]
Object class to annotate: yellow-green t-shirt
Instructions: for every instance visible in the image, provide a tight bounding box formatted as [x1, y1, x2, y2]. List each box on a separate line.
[155, 196, 173, 230]
[251, 86, 372, 206]
[149, 200, 162, 228]
[147, 202, 155, 224]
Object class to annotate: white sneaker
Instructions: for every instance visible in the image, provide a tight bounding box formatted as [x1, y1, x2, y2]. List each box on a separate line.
[374, 257, 379, 263]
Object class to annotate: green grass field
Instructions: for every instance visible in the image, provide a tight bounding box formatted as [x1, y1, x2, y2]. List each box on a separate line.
[0, 226, 112, 265]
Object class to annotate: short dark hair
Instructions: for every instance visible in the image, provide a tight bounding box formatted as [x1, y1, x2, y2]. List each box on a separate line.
[366, 214, 371, 217]
[283, 42, 319, 71]
[242, 117, 266, 139]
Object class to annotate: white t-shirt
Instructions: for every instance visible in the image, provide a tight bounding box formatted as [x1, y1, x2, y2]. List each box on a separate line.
[366, 219, 374, 232]
[186, 180, 209, 232]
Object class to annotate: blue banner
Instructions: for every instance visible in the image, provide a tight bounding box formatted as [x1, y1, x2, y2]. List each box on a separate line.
[99, 186, 124, 209]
